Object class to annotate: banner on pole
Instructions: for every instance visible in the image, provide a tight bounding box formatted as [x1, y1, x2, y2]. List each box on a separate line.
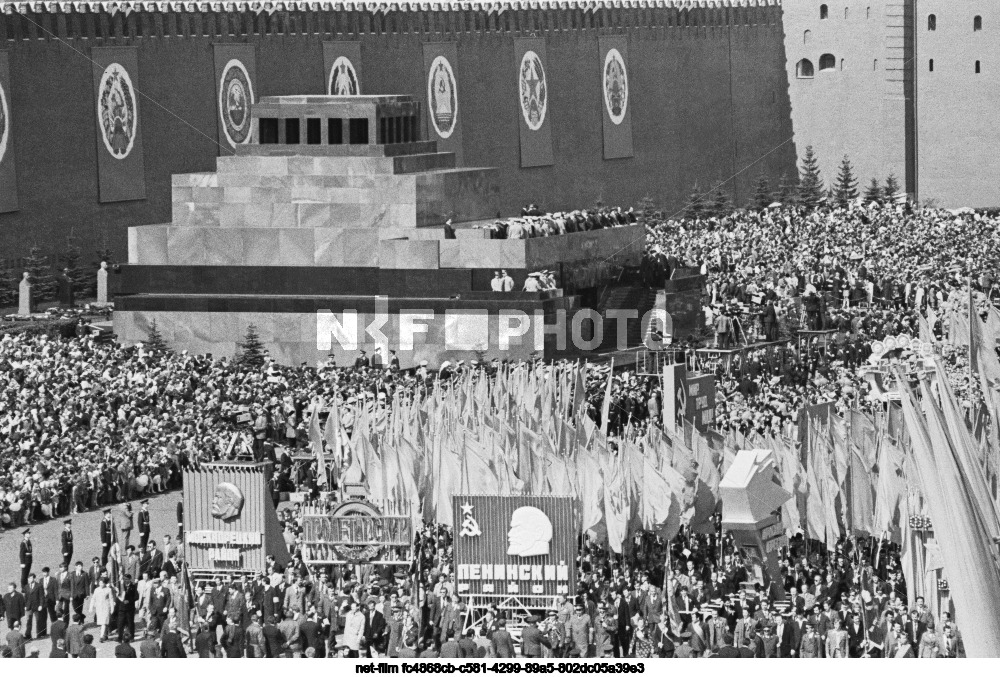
[323, 41, 362, 96]
[213, 44, 257, 152]
[423, 42, 463, 164]
[597, 36, 633, 160]
[513, 38, 553, 168]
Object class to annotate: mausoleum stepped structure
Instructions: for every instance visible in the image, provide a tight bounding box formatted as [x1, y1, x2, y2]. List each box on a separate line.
[115, 95, 644, 366]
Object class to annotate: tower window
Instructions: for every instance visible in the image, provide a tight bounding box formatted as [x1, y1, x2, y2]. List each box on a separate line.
[819, 53, 837, 71]
[929, 59, 934, 72]
[844, 7, 849, 20]
[976, 60, 982, 74]
[820, 4, 828, 20]
[804, 29, 811, 44]
[874, 58, 879, 71]
[928, 14, 936, 31]
[797, 58, 815, 78]
[974, 16, 982, 31]
[866, 6, 870, 19]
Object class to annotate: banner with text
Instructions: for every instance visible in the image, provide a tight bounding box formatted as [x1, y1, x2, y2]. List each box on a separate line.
[213, 44, 257, 153]
[423, 42, 463, 165]
[0, 52, 17, 213]
[513, 38, 553, 168]
[597, 36, 634, 160]
[453, 495, 578, 599]
[91, 47, 146, 203]
[323, 41, 362, 96]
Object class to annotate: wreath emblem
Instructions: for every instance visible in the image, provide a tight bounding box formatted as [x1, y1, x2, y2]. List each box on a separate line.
[97, 63, 137, 160]
[219, 59, 254, 147]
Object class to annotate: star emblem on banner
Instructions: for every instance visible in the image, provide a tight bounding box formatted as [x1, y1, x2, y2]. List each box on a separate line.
[459, 502, 482, 537]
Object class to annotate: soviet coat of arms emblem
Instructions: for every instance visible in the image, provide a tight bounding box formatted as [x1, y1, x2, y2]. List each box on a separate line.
[428, 56, 458, 139]
[603, 48, 628, 125]
[329, 56, 360, 96]
[519, 50, 548, 132]
[97, 63, 138, 159]
[219, 59, 254, 147]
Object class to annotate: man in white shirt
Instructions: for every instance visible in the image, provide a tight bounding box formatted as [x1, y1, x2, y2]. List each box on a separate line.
[500, 270, 514, 292]
[491, 272, 503, 291]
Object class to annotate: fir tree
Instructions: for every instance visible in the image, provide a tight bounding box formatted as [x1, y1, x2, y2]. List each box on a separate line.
[0, 265, 14, 307]
[57, 237, 84, 295]
[637, 195, 657, 222]
[145, 320, 169, 354]
[884, 173, 902, 202]
[24, 245, 55, 302]
[750, 174, 772, 210]
[863, 178, 883, 204]
[833, 156, 859, 206]
[775, 173, 799, 205]
[236, 324, 268, 369]
[709, 184, 731, 217]
[797, 146, 825, 208]
[684, 184, 707, 220]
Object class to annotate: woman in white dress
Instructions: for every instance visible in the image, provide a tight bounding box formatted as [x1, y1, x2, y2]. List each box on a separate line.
[89, 577, 115, 641]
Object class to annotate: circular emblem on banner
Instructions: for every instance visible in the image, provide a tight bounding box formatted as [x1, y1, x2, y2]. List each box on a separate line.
[518, 50, 548, 131]
[427, 55, 458, 139]
[97, 63, 138, 160]
[603, 48, 628, 126]
[329, 500, 385, 563]
[0, 80, 8, 165]
[219, 59, 254, 147]
[328, 56, 359, 96]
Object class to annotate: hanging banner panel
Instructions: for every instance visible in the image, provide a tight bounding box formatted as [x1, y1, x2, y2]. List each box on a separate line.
[322, 41, 362, 96]
[213, 44, 257, 153]
[513, 38, 553, 168]
[91, 46, 146, 203]
[597, 36, 634, 160]
[423, 42, 463, 164]
[0, 51, 17, 213]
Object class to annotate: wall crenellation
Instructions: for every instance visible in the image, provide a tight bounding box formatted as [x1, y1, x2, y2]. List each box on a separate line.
[1, 0, 782, 42]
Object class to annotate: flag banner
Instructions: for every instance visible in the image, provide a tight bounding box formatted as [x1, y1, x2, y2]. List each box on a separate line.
[597, 36, 633, 160]
[91, 47, 145, 203]
[513, 37, 553, 168]
[423, 42, 463, 164]
[213, 44, 257, 153]
[322, 41, 362, 96]
[0, 52, 17, 213]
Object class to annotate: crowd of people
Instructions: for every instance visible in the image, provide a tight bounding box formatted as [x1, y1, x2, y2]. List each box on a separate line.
[0, 197, 994, 657]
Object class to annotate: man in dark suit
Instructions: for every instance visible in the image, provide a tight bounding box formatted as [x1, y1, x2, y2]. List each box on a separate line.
[116, 574, 139, 643]
[139, 634, 160, 657]
[57, 564, 74, 619]
[775, 613, 794, 657]
[520, 616, 551, 657]
[903, 614, 927, 648]
[40, 566, 58, 629]
[490, 619, 516, 658]
[711, 633, 741, 658]
[4, 582, 26, 631]
[262, 615, 283, 658]
[19, 529, 33, 589]
[87, 557, 103, 597]
[61, 520, 74, 568]
[49, 614, 67, 653]
[222, 613, 246, 657]
[615, 589, 632, 658]
[161, 621, 187, 657]
[24, 573, 43, 640]
[138, 499, 151, 551]
[458, 628, 478, 658]
[299, 611, 322, 657]
[149, 580, 171, 635]
[146, 541, 164, 580]
[100, 509, 113, 566]
[79, 633, 98, 658]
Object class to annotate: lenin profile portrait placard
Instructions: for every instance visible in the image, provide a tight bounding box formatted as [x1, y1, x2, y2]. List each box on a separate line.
[513, 38, 554, 168]
[0, 51, 17, 213]
[598, 36, 634, 160]
[90, 46, 146, 202]
[213, 44, 257, 153]
[423, 42, 463, 164]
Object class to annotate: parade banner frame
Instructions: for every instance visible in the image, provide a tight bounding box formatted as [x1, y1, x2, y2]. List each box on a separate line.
[299, 499, 414, 566]
[322, 40, 362, 96]
[0, 51, 18, 213]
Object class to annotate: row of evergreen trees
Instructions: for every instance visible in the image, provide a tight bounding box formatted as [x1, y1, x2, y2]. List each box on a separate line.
[671, 146, 903, 220]
[145, 320, 268, 368]
[0, 241, 114, 308]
